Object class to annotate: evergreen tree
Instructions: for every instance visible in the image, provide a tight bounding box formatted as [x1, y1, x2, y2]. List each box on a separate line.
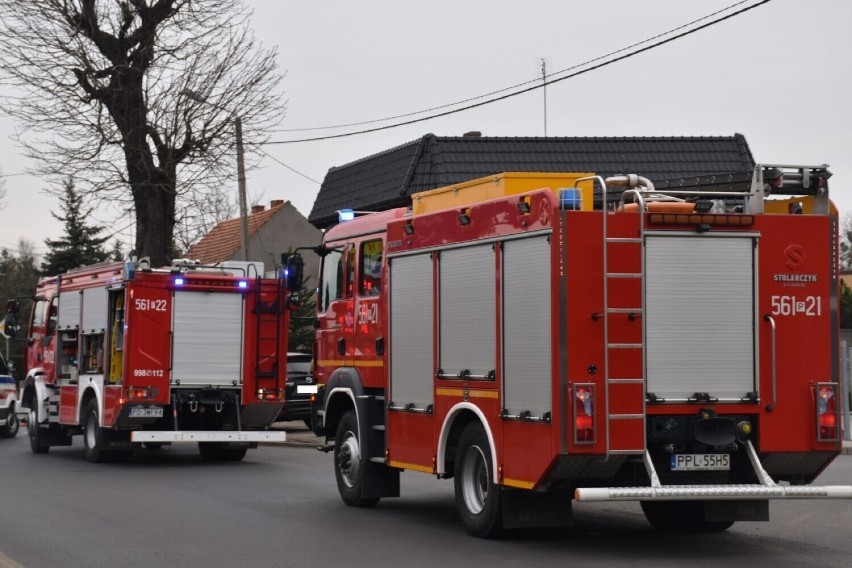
[841, 280, 852, 329]
[41, 178, 109, 275]
[0, 241, 40, 378]
[288, 280, 317, 354]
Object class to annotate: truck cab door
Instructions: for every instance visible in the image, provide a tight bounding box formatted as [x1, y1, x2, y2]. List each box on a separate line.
[316, 244, 355, 382]
[27, 294, 57, 377]
[353, 238, 384, 384]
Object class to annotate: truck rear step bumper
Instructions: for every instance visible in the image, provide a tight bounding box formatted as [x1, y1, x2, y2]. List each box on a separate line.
[575, 484, 852, 502]
[130, 431, 287, 443]
[576, 440, 852, 502]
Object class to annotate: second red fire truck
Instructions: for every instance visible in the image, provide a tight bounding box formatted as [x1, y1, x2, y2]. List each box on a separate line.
[6, 258, 299, 462]
[293, 165, 851, 537]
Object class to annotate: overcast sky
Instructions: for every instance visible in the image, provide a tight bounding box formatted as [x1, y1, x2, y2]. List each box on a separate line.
[1, 0, 850, 258]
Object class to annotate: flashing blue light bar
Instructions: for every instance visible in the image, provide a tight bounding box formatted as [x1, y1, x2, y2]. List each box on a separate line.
[338, 208, 356, 222]
[174, 277, 185, 286]
[559, 188, 582, 210]
[238, 281, 248, 289]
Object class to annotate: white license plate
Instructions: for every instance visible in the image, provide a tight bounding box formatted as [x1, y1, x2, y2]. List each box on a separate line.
[671, 453, 730, 471]
[128, 407, 164, 418]
[296, 385, 318, 394]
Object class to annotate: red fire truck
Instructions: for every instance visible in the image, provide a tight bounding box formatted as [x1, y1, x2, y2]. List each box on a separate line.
[296, 166, 851, 537]
[7, 258, 297, 462]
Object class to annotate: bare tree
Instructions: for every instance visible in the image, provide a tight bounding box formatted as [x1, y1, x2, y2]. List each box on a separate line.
[0, 1, 286, 266]
[0, 169, 6, 211]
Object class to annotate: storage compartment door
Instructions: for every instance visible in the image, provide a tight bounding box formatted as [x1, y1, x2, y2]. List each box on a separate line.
[439, 245, 495, 379]
[503, 236, 552, 418]
[389, 254, 433, 409]
[171, 291, 244, 387]
[58, 291, 81, 330]
[645, 235, 756, 401]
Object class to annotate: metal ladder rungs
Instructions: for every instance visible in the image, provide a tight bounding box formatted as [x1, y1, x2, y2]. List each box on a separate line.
[602, 182, 649, 460]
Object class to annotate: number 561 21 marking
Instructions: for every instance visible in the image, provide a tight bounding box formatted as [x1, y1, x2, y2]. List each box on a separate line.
[770, 295, 822, 317]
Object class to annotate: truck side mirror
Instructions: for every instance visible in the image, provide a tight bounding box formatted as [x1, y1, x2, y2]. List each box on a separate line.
[285, 254, 304, 293]
[6, 299, 19, 315]
[1, 314, 17, 338]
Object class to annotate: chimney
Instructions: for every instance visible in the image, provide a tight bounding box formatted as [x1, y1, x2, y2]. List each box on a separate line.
[251, 205, 265, 214]
[270, 199, 285, 208]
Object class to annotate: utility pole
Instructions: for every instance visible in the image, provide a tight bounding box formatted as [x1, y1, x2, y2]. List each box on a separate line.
[235, 116, 249, 261]
[541, 58, 548, 137]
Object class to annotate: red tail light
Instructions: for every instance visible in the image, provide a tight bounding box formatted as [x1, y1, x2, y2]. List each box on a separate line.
[256, 388, 284, 401]
[126, 387, 153, 400]
[816, 383, 837, 442]
[574, 384, 595, 444]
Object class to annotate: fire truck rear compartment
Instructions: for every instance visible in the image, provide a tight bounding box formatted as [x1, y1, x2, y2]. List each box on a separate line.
[171, 291, 244, 387]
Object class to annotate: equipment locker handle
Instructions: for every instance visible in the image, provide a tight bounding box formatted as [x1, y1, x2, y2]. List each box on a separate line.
[763, 314, 776, 412]
[337, 338, 346, 356]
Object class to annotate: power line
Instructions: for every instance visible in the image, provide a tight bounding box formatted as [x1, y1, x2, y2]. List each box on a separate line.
[272, 1, 753, 134]
[267, 0, 771, 145]
[255, 147, 322, 185]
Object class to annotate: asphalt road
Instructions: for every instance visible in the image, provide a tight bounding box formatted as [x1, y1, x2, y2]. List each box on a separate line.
[1, 425, 851, 568]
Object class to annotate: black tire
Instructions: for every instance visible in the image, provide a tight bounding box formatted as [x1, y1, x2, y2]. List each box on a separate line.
[0, 402, 19, 438]
[83, 398, 109, 463]
[28, 402, 49, 454]
[454, 422, 503, 538]
[198, 442, 248, 462]
[334, 410, 379, 508]
[640, 501, 735, 532]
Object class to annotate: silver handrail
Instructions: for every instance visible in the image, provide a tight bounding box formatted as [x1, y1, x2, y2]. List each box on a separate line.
[764, 314, 777, 411]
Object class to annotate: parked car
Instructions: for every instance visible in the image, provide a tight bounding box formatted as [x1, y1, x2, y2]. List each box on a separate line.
[0, 352, 19, 438]
[275, 352, 316, 427]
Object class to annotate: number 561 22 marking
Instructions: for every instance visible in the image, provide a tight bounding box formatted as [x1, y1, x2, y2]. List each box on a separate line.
[770, 295, 822, 317]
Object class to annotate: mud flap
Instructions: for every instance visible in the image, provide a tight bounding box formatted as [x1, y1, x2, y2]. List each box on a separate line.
[42, 424, 73, 447]
[502, 488, 572, 529]
[103, 428, 133, 450]
[362, 460, 400, 499]
[704, 500, 769, 522]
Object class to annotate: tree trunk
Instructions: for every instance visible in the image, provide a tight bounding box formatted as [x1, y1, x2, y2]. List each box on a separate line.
[131, 172, 176, 267]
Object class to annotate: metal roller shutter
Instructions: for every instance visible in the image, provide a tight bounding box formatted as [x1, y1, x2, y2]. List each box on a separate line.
[171, 291, 244, 387]
[389, 254, 434, 408]
[58, 291, 81, 330]
[81, 286, 107, 333]
[645, 235, 756, 401]
[439, 245, 495, 378]
[503, 236, 552, 417]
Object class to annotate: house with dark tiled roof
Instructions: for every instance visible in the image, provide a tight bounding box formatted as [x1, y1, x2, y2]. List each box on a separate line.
[309, 133, 756, 228]
[187, 199, 322, 286]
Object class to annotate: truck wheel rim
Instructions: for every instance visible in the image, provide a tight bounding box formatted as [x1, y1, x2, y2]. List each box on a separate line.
[7, 405, 17, 431]
[461, 445, 488, 514]
[338, 431, 360, 488]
